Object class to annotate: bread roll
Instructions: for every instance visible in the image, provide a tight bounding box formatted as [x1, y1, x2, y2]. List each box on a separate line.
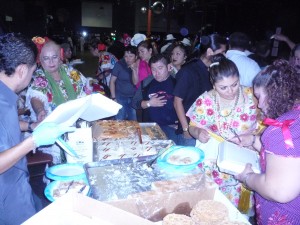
[190, 200, 228, 224]
[163, 213, 195, 225]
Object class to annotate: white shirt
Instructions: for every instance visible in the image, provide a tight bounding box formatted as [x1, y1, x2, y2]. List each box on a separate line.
[226, 50, 261, 87]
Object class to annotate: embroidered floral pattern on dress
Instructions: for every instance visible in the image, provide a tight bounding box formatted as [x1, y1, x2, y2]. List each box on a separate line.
[187, 86, 258, 210]
[29, 65, 86, 111]
[256, 200, 294, 225]
[187, 86, 257, 139]
[198, 161, 248, 208]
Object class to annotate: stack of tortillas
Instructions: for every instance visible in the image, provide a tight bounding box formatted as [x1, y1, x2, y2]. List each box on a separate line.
[163, 214, 195, 225]
[162, 200, 248, 225]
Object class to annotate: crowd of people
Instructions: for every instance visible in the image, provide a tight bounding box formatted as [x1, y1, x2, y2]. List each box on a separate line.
[0, 29, 299, 225]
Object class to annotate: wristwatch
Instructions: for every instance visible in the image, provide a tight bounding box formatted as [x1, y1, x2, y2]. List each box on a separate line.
[146, 101, 151, 108]
[183, 127, 189, 132]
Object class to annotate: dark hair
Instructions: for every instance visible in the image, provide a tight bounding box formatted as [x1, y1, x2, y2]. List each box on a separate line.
[253, 59, 300, 118]
[199, 34, 227, 57]
[137, 40, 153, 51]
[88, 38, 101, 50]
[124, 45, 137, 55]
[61, 42, 71, 51]
[209, 54, 239, 84]
[171, 43, 189, 58]
[0, 33, 37, 76]
[149, 54, 169, 66]
[254, 40, 270, 56]
[291, 44, 300, 57]
[229, 32, 250, 50]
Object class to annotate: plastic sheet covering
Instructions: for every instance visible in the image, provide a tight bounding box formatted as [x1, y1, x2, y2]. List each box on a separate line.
[84, 157, 204, 203]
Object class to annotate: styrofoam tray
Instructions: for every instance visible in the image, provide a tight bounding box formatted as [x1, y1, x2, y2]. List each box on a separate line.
[40, 93, 122, 127]
[217, 141, 261, 175]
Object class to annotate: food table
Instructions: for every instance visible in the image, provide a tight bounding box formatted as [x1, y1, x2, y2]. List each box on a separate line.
[43, 120, 250, 224]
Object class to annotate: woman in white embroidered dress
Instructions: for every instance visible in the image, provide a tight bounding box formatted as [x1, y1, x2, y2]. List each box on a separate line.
[186, 55, 260, 214]
[26, 37, 87, 163]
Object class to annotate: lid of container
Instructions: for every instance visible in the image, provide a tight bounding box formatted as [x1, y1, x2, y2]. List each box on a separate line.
[156, 146, 205, 173]
[46, 163, 86, 181]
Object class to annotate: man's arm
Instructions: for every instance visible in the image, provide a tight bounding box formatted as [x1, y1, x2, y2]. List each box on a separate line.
[174, 96, 192, 137]
[109, 75, 117, 100]
[0, 137, 35, 173]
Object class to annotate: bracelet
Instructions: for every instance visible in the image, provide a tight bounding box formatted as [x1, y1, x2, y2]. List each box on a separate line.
[243, 172, 254, 190]
[245, 135, 256, 147]
[28, 121, 34, 132]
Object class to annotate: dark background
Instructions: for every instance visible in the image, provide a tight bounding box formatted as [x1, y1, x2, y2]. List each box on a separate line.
[0, 0, 300, 42]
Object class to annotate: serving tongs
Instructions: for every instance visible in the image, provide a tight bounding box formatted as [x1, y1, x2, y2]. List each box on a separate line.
[229, 128, 241, 143]
[65, 180, 74, 193]
[146, 143, 174, 168]
[78, 185, 87, 193]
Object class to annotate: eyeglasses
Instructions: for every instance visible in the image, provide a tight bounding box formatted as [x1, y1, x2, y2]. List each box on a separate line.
[42, 55, 60, 63]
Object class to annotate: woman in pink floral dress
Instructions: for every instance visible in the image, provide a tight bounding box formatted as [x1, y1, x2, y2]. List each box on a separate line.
[235, 59, 300, 224]
[187, 55, 259, 213]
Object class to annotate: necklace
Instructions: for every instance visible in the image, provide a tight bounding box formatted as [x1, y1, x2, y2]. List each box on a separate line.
[214, 87, 240, 118]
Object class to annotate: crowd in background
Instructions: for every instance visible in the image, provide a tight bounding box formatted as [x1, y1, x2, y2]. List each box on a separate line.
[1, 28, 300, 225]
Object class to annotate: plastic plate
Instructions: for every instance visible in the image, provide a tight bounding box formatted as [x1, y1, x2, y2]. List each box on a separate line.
[44, 180, 90, 202]
[157, 146, 205, 173]
[45, 163, 86, 181]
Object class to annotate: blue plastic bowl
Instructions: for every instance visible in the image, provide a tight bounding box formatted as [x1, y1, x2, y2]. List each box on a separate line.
[156, 145, 205, 173]
[45, 163, 86, 181]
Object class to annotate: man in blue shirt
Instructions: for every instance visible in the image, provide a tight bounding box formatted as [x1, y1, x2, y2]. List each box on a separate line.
[0, 33, 75, 225]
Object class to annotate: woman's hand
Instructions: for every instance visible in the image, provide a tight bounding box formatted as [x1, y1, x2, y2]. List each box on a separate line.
[235, 163, 255, 184]
[197, 128, 210, 143]
[148, 94, 167, 107]
[130, 61, 138, 72]
[189, 126, 210, 143]
[37, 109, 47, 122]
[230, 133, 254, 147]
[130, 60, 139, 85]
[167, 63, 173, 72]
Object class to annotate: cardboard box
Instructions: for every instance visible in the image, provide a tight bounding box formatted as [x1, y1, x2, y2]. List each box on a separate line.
[22, 193, 155, 225]
[107, 187, 250, 224]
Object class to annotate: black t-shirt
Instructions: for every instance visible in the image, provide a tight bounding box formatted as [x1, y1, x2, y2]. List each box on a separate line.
[173, 59, 212, 131]
[143, 76, 177, 125]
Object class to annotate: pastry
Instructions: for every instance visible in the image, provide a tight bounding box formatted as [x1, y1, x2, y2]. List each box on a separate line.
[163, 213, 195, 225]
